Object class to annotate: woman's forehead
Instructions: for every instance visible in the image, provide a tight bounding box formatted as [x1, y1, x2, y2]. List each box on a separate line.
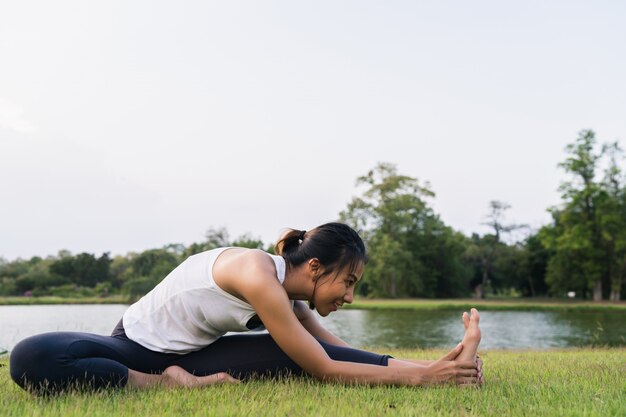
[342, 260, 364, 278]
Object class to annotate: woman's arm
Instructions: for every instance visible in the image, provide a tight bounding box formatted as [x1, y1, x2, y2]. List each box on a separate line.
[293, 301, 351, 347]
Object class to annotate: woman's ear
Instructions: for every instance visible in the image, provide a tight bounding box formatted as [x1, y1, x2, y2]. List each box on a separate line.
[307, 258, 321, 277]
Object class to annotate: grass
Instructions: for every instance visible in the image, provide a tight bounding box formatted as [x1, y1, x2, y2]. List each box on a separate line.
[1, 348, 625, 417]
[346, 298, 626, 312]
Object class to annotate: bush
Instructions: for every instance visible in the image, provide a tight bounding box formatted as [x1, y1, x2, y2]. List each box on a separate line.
[123, 276, 158, 301]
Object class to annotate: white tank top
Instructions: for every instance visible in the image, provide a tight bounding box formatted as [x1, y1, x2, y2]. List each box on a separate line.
[123, 247, 289, 354]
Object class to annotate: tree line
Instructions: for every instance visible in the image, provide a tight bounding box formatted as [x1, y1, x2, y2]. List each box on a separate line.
[1, 130, 624, 301]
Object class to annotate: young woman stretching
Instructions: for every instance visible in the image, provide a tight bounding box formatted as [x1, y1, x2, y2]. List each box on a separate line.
[10, 222, 483, 393]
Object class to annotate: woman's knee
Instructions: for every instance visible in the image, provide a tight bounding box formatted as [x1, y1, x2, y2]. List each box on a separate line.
[9, 332, 84, 391]
[11, 333, 57, 389]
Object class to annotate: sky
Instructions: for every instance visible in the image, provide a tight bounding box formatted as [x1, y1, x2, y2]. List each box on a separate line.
[1, 1, 625, 260]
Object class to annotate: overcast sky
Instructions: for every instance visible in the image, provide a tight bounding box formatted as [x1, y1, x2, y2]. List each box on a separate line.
[1, 1, 625, 260]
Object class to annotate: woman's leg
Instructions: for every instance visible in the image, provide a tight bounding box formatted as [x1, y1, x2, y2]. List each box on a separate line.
[169, 333, 392, 380]
[10, 332, 131, 393]
[10, 331, 238, 393]
[9, 331, 182, 393]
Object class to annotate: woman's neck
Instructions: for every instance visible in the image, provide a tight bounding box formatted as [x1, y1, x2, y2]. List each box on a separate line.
[281, 264, 313, 300]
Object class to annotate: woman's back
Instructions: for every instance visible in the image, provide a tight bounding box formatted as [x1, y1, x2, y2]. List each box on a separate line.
[123, 247, 287, 354]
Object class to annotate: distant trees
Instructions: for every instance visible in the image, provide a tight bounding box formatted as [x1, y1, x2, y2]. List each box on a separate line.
[465, 201, 527, 299]
[0, 230, 265, 301]
[0, 129, 622, 301]
[50, 252, 111, 288]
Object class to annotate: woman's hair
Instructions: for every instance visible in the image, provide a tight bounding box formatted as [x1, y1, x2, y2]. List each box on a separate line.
[274, 222, 367, 308]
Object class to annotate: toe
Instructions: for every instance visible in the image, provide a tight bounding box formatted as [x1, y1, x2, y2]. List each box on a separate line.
[462, 312, 470, 330]
[470, 308, 480, 325]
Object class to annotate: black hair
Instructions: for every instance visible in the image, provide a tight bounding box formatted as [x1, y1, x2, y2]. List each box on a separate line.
[274, 222, 367, 309]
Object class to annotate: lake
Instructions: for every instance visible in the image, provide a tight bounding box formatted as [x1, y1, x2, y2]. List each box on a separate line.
[1, 305, 624, 352]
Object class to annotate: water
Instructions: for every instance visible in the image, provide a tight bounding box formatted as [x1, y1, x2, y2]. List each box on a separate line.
[0, 304, 128, 352]
[319, 309, 626, 349]
[0, 305, 624, 352]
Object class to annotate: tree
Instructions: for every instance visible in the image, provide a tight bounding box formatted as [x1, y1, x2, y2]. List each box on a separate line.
[465, 201, 525, 298]
[521, 233, 550, 297]
[340, 162, 470, 298]
[130, 249, 178, 280]
[183, 227, 231, 257]
[231, 233, 265, 249]
[50, 252, 112, 288]
[598, 142, 626, 300]
[540, 130, 625, 300]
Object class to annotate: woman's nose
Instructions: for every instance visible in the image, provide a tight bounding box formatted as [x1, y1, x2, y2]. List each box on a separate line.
[344, 288, 354, 304]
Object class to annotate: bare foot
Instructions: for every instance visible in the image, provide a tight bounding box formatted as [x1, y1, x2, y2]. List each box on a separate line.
[457, 308, 481, 363]
[161, 366, 240, 388]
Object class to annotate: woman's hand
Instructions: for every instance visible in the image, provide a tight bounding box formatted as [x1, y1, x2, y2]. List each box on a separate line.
[414, 344, 480, 386]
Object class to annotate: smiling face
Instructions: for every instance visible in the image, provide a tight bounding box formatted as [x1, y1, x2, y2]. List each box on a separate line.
[312, 261, 364, 317]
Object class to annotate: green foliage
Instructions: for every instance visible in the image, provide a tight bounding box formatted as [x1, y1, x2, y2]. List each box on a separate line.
[540, 130, 626, 300]
[518, 234, 549, 297]
[50, 253, 111, 288]
[341, 162, 471, 298]
[123, 276, 159, 302]
[231, 233, 265, 249]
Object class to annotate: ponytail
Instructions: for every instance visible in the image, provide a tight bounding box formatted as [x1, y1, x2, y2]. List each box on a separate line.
[274, 229, 307, 257]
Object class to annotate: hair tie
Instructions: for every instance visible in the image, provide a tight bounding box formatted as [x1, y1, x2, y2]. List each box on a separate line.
[299, 230, 306, 241]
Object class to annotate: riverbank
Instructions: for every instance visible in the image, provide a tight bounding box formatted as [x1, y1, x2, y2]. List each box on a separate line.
[2, 295, 625, 311]
[1, 348, 624, 417]
[346, 298, 626, 312]
[0, 296, 128, 305]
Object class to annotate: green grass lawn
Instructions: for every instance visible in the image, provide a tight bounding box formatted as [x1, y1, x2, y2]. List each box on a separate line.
[2, 348, 625, 417]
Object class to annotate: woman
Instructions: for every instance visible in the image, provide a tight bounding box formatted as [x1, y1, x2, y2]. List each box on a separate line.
[10, 222, 483, 393]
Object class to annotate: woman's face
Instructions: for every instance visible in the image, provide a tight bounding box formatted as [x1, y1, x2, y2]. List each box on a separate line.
[313, 261, 364, 317]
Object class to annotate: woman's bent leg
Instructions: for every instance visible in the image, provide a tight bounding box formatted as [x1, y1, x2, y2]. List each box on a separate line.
[9, 332, 171, 393]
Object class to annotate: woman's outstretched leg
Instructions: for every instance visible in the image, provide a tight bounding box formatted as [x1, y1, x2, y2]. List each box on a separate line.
[169, 333, 392, 381]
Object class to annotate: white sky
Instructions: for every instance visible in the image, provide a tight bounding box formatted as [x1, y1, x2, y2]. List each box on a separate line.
[1, 1, 625, 260]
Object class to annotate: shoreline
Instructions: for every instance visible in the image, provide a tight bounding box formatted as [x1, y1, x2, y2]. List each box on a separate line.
[346, 298, 626, 311]
[0, 296, 129, 305]
[1, 296, 625, 311]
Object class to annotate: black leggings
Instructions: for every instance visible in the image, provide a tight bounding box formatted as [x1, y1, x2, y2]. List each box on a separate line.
[10, 324, 391, 393]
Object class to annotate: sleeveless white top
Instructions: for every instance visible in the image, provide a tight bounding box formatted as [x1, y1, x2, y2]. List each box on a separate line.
[123, 247, 288, 354]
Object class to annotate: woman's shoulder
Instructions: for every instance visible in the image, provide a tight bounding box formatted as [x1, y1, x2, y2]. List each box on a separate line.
[215, 248, 281, 281]
[218, 247, 274, 263]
